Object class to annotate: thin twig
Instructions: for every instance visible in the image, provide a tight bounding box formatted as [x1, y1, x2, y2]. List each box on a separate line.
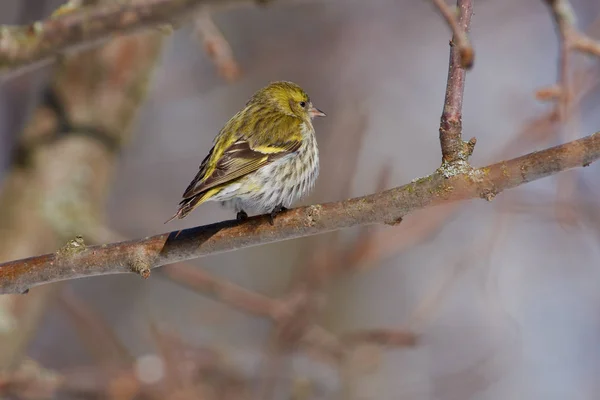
[545, 0, 573, 122]
[542, 0, 596, 226]
[570, 30, 600, 56]
[57, 289, 132, 368]
[544, 0, 600, 56]
[161, 263, 280, 318]
[342, 329, 418, 348]
[1, 131, 600, 294]
[431, 0, 474, 69]
[438, 0, 476, 165]
[193, 11, 241, 81]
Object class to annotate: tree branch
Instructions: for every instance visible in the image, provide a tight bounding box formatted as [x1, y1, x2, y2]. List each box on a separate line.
[438, 0, 476, 166]
[0, 0, 297, 76]
[57, 289, 132, 369]
[1, 131, 599, 294]
[431, 0, 474, 69]
[544, 0, 600, 57]
[541, 0, 600, 111]
[544, 0, 574, 122]
[342, 329, 418, 348]
[193, 10, 241, 81]
[161, 263, 280, 318]
[570, 30, 600, 56]
[540, 0, 600, 226]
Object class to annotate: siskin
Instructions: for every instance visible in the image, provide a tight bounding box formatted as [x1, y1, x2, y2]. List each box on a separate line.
[167, 81, 326, 224]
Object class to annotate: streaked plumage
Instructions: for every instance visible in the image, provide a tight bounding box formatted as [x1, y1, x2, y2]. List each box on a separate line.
[167, 81, 325, 223]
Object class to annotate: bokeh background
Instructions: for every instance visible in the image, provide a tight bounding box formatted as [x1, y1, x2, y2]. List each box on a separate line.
[2, 0, 600, 399]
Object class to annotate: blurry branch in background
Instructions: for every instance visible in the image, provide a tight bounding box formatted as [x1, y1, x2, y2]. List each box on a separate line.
[0, 18, 165, 374]
[341, 329, 417, 347]
[527, 66, 599, 155]
[0, 359, 65, 399]
[544, 0, 600, 59]
[570, 30, 600, 55]
[57, 289, 133, 369]
[193, 11, 241, 82]
[1, 131, 600, 294]
[437, 0, 476, 166]
[4, 273, 267, 399]
[543, 0, 581, 128]
[163, 263, 282, 318]
[0, 319, 254, 399]
[541, 1, 600, 125]
[540, 3, 600, 225]
[430, 0, 474, 69]
[0, 0, 304, 78]
[147, 326, 252, 399]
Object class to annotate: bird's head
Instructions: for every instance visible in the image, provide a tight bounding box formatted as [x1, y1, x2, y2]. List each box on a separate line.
[252, 81, 326, 122]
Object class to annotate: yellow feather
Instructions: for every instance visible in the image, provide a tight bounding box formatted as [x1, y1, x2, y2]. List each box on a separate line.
[197, 187, 224, 203]
[252, 143, 298, 154]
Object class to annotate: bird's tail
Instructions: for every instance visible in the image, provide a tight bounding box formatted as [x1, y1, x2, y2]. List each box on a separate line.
[164, 188, 220, 224]
[164, 197, 200, 224]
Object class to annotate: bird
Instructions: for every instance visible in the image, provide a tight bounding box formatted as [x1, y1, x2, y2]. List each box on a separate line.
[166, 81, 326, 224]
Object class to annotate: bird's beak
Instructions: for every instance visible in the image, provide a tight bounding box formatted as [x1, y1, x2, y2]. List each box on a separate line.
[309, 106, 326, 118]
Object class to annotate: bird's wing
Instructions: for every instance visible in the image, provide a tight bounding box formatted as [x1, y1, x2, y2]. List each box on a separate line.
[181, 122, 302, 200]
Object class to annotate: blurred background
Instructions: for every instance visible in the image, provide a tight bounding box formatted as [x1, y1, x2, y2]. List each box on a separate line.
[1, 0, 600, 399]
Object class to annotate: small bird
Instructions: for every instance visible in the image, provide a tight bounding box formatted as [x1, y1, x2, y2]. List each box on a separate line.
[167, 81, 326, 224]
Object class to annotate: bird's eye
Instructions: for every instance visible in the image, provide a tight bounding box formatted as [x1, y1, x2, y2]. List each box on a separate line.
[299, 101, 306, 108]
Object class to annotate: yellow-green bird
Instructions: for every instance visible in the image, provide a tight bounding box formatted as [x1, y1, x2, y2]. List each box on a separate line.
[167, 81, 326, 224]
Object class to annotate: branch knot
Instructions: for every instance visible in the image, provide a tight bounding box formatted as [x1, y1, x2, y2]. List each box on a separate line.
[56, 235, 86, 258]
[129, 250, 152, 279]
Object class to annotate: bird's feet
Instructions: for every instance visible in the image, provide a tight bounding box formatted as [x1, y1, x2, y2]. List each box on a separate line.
[236, 210, 248, 221]
[269, 204, 288, 225]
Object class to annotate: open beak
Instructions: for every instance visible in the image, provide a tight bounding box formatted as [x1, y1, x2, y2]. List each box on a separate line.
[309, 106, 326, 118]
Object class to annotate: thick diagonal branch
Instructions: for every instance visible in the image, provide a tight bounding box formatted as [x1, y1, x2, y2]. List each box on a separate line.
[1, 131, 599, 294]
[439, 0, 475, 165]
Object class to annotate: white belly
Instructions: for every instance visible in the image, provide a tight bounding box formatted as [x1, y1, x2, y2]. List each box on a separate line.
[214, 131, 319, 214]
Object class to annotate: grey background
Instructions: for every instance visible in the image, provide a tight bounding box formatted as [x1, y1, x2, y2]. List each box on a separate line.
[2, 0, 600, 398]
